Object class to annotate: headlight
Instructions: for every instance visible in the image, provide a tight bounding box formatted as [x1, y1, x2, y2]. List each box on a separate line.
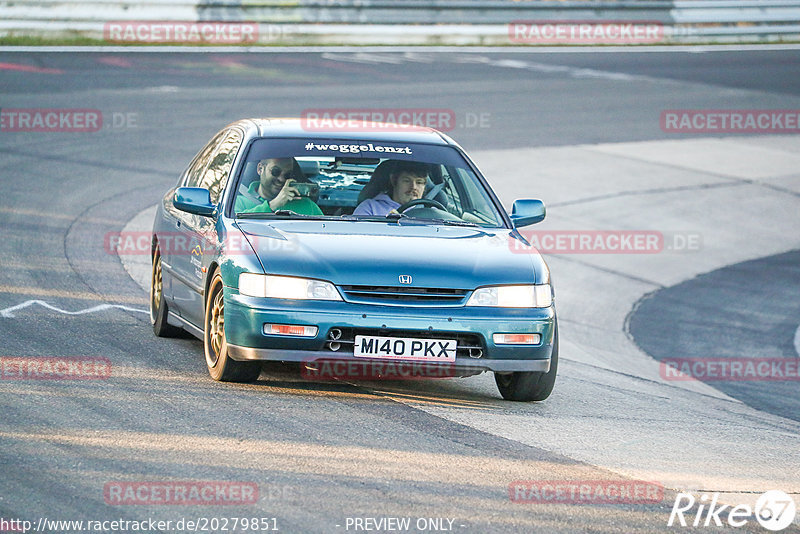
[238, 273, 342, 301]
[466, 284, 552, 308]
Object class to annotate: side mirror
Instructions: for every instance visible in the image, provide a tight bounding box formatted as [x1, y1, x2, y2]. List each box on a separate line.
[510, 199, 546, 227]
[174, 187, 216, 217]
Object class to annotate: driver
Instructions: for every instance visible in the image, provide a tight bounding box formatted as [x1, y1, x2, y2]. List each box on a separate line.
[353, 161, 428, 216]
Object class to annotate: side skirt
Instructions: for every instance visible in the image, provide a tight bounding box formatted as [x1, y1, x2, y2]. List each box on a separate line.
[167, 310, 204, 340]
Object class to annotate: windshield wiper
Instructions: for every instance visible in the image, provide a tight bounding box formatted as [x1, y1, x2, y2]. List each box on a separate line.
[393, 216, 480, 227]
[273, 210, 311, 217]
[236, 211, 327, 220]
[340, 214, 413, 223]
[385, 211, 409, 221]
[439, 219, 480, 227]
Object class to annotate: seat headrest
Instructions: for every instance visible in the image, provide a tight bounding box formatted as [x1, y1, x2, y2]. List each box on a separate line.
[241, 161, 259, 187]
[357, 160, 398, 205]
[298, 160, 320, 177]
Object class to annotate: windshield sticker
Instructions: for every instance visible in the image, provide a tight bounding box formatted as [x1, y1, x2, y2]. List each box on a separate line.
[304, 142, 412, 155]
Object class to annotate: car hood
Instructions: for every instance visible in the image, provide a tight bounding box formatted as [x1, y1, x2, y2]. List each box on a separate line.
[235, 220, 546, 288]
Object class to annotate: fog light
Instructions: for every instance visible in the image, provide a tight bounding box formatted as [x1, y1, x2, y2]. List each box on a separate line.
[264, 324, 318, 337]
[493, 333, 541, 345]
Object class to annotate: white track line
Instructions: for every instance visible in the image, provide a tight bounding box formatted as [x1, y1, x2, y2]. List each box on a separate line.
[0, 299, 147, 318]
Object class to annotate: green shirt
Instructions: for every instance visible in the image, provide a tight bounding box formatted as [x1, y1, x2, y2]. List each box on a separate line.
[235, 181, 323, 216]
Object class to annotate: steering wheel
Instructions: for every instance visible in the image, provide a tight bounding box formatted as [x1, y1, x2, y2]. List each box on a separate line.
[397, 198, 446, 213]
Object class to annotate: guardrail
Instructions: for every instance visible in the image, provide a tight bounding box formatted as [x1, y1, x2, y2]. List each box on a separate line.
[1, 0, 799, 45]
[673, 0, 800, 39]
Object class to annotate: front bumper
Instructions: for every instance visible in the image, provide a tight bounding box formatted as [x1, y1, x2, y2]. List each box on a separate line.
[224, 291, 555, 374]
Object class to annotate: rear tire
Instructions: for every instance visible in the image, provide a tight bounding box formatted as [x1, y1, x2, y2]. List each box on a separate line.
[204, 271, 261, 382]
[151, 246, 181, 338]
[494, 322, 558, 402]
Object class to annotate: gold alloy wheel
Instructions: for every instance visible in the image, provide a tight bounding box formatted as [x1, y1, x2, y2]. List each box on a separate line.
[151, 248, 181, 338]
[208, 287, 225, 362]
[152, 255, 163, 312]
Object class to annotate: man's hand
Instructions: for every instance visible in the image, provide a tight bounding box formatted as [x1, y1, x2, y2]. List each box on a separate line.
[269, 182, 300, 211]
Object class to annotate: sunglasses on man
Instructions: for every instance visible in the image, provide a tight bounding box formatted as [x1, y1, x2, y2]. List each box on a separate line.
[259, 164, 295, 179]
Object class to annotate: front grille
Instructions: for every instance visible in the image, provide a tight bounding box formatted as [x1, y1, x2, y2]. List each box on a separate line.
[339, 285, 468, 306]
[326, 327, 484, 359]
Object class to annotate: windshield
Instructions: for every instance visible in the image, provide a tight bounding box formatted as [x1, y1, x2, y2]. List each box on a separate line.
[231, 138, 505, 228]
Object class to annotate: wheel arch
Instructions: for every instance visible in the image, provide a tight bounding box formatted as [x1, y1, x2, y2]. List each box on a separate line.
[204, 261, 221, 305]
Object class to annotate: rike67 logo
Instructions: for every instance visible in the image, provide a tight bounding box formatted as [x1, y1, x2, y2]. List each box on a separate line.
[668, 490, 796, 531]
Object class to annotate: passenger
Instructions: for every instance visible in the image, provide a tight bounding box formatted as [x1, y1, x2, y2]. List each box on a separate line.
[353, 161, 429, 216]
[235, 157, 322, 215]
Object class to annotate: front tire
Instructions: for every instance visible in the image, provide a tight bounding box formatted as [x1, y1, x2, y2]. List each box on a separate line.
[151, 246, 181, 338]
[494, 322, 559, 402]
[204, 271, 261, 382]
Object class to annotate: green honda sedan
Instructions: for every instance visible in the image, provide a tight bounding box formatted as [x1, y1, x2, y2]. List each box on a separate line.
[150, 118, 557, 401]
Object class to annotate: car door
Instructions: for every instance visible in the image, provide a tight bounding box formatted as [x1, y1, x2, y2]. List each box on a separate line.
[159, 131, 224, 316]
[170, 128, 243, 327]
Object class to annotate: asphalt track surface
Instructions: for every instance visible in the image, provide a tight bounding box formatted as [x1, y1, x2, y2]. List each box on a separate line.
[629, 250, 800, 422]
[0, 48, 799, 534]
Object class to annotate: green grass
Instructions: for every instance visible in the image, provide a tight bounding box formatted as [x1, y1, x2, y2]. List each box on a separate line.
[0, 35, 107, 46]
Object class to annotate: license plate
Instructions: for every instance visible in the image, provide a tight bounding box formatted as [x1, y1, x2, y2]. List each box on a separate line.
[353, 335, 457, 362]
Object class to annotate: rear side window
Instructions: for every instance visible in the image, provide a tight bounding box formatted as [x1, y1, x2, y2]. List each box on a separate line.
[183, 130, 226, 188]
[196, 130, 243, 204]
[184, 129, 243, 204]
